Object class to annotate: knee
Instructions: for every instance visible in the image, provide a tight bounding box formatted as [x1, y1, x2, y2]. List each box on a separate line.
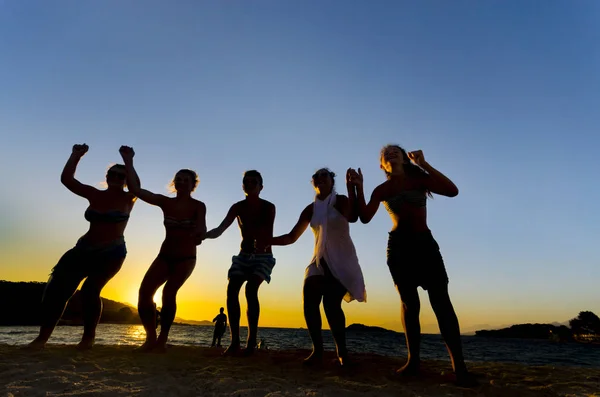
[398, 287, 420, 309]
[400, 296, 420, 313]
[81, 284, 101, 300]
[227, 282, 241, 300]
[138, 286, 155, 306]
[45, 276, 76, 300]
[401, 299, 421, 314]
[244, 284, 259, 301]
[303, 296, 320, 311]
[162, 288, 178, 306]
[323, 297, 342, 313]
[429, 289, 453, 312]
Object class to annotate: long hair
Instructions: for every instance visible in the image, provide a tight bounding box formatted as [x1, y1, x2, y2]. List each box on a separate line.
[380, 144, 432, 198]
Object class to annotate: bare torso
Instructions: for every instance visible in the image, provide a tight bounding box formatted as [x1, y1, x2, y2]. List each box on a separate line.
[235, 198, 275, 254]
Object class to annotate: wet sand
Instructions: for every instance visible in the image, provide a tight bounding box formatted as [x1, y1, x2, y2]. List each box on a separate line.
[1, 344, 599, 396]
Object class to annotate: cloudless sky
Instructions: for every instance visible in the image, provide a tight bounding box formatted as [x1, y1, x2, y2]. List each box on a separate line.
[1, 0, 599, 333]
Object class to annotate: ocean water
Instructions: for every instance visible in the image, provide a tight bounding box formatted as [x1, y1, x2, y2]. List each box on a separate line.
[2, 324, 599, 368]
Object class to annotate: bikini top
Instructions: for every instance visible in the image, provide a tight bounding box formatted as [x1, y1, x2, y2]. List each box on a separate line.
[383, 190, 427, 215]
[84, 208, 130, 224]
[164, 216, 196, 229]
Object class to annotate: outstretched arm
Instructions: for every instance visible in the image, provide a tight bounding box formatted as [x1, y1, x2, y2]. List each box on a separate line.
[119, 146, 168, 207]
[350, 168, 382, 224]
[61, 144, 99, 199]
[204, 204, 238, 239]
[408, 150, 458, 197]
[271, 204, 312, 246]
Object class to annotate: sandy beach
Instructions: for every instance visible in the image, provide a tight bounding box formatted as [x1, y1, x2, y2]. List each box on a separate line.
[1, 344, 599, 396]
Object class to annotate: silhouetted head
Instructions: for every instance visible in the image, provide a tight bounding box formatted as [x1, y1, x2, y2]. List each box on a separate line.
[219, 307, 224, 313]
[312, 168, 335, 198]
[380, 144, 432, 197]
[170, 169, 199, 194]
[380, 145, 410, 175]
[106, 164, 127, 189]
[242, 170, 263, 197]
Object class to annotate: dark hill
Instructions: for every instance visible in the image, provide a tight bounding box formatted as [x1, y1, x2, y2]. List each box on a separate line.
[346, 323, 398, 334]
[0, 281, 141, 326]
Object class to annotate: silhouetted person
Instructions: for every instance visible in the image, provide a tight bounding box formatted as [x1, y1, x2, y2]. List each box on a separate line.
[202, 170, 276, 356]
[120, 146, 206, 353]
[350, 145, 475, 386]
[258, 338, 268, 350]
[211, 307, 227, 347]
[271, 168, 366, 366]
[28, 144, 137, 350]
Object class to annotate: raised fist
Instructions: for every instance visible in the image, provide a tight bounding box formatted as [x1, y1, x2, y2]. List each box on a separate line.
[72, 144, 89, 157]
[407, 150, 426, 167]
[119, 145, 135, 161]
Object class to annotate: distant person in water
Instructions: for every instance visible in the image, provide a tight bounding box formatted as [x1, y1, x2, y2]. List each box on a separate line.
[349, 145, 475, 386]
[270, 168, 366, 366]
[202, 170, 276, 356]
[28, 144, 137, 350]
[119, 146, 206, 353]
[211, 307, 227, 347]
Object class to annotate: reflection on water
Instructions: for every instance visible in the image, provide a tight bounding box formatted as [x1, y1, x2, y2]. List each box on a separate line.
[1, 324, 599, 367]
[124, 325, 146, 342]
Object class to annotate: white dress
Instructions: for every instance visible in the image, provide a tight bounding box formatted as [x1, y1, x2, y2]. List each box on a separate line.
[305, 192, 367, 303]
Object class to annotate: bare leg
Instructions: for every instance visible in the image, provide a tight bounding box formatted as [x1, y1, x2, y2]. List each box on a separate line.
[28, 250, 84, 349]
[302, 276, 324, 365]
[155, 259, 196, 352]
[396, 286, 421, 375]
[242, 275, 264, 355]
[223, 277, 244, 355]
[77, 257, 124, 350]
[428, 285, 476, 386]
[136, 258, 169, 352]
[211, 328, 218, 347]
[322, 278, 349, 365]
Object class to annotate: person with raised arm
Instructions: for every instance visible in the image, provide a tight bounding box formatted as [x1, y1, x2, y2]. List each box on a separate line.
[349, 145, 475, 386]
[28, 144, 137, 350]
[202, 170, 276, 356]
[271, 168, 366, 366]
[119, 146, 206, 353]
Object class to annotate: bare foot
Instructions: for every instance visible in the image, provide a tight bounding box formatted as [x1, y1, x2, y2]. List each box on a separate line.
[133, 340, 155, 353]
[455, 371, 479, 388]
[302, 350, 323, 366]
[24, 338, 47, 351]
[337, 354, 356, 368]
[222, 343, 241, 356]
[152, 343, 167, 354]
[75, 338, 94, 351]
[241, 346, 256, 357]
[395, 360, 420, 376]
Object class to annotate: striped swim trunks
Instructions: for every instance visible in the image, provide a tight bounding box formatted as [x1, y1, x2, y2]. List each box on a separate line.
[228, 253, 276, 283]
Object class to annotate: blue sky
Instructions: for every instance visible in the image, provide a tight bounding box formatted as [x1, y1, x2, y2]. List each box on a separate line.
[1, 0, 599, 332]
